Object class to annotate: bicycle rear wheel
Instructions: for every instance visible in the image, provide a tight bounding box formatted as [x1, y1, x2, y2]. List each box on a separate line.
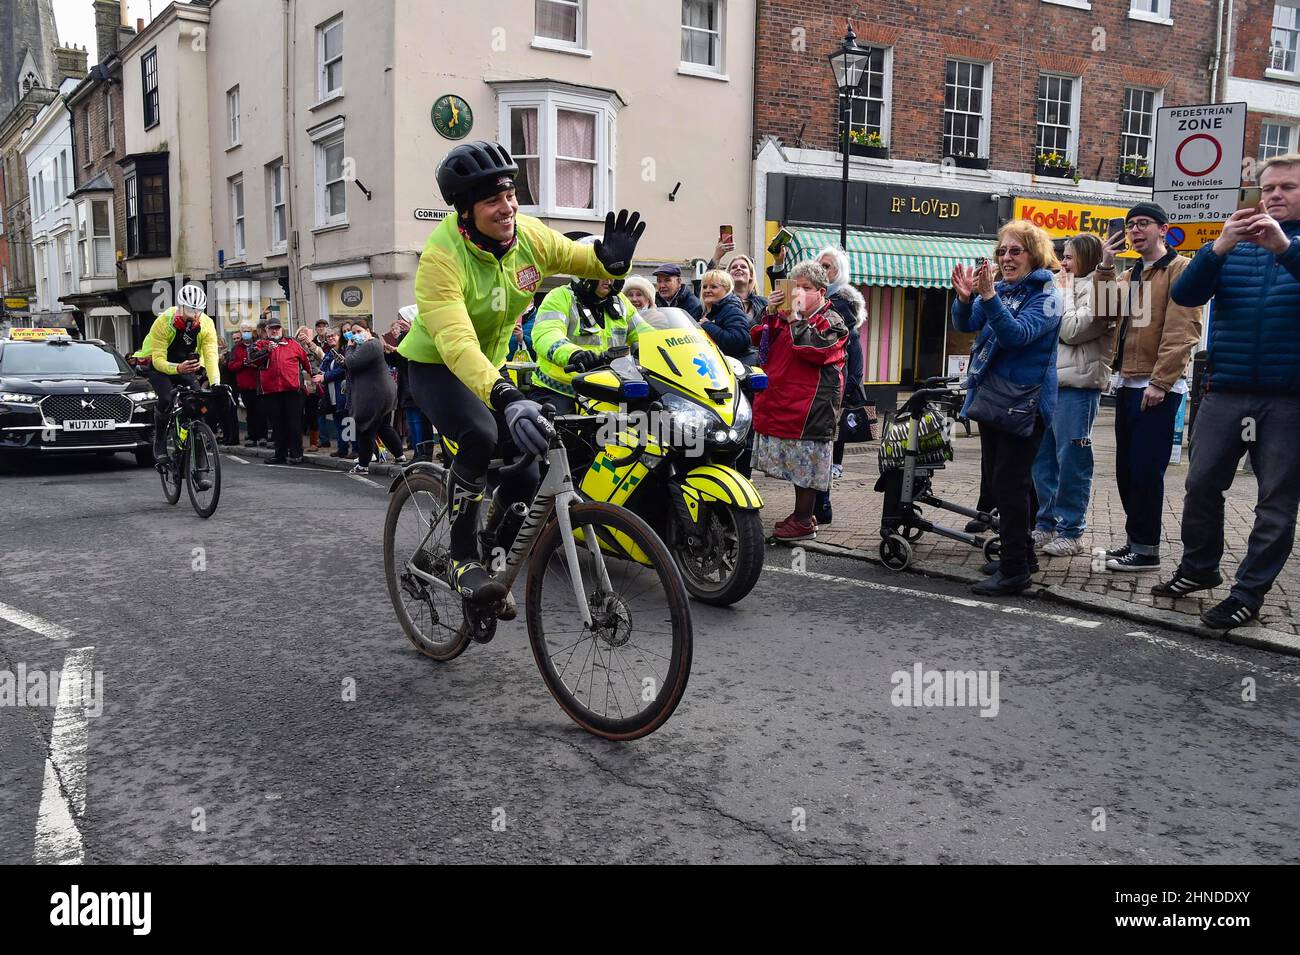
[159, 422, 182, 505]
[383, 468, 469, 662]
[186, 421, 222, 518]
[525, 500, 692, 740]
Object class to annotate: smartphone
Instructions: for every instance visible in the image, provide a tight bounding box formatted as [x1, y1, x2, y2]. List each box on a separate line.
[1238, 187, 1262, 211]
[767, 228, 794, 256]
[186, 352, 200, 363]
[768, 278, 793, 313]
[1108, 217, 1127, 240]
[720, 224, 734, 244]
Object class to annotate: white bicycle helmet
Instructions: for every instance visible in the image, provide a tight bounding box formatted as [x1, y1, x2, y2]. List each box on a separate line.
[177, 283, 207, 312]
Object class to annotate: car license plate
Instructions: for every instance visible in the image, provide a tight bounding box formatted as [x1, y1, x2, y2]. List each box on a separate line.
[64, 419, 115, 431]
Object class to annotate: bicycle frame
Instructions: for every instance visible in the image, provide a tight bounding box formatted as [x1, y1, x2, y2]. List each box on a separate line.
[403, 442, 614, 628]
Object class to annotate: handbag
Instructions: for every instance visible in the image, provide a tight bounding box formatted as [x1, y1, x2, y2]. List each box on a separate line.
[838, 382, 873, 443]
[963, 291, 1041, 438]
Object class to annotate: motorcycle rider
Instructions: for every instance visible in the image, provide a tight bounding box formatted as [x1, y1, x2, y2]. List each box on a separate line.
[530, 237, 646, 415]
[397, 140, 645, 605]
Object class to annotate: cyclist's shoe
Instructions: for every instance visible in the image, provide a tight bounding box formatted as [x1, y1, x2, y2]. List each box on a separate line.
[193, 475, 213, 492]
[496, 590, 518, 621]
[447, 557, 507, 604]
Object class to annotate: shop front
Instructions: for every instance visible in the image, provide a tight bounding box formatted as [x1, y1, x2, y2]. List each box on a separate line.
[767, 178, 1000, 410]
[323, 278, 374, 328]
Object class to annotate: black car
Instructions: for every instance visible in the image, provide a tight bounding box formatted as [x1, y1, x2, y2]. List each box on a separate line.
[0, 335, 156, 472]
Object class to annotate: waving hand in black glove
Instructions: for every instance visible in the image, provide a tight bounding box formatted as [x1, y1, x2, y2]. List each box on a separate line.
[594, 209, 646, 276]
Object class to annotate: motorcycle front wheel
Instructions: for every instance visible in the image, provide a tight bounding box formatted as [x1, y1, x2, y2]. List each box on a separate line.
[671, 504, 765, 606]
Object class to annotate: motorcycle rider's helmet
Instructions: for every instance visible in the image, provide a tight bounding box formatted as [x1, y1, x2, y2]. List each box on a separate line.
[436, 141, 519, 213]
[566, 234, 624, 305]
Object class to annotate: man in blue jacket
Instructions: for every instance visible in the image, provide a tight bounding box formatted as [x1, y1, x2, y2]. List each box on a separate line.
[1159, 154, 1300, 629]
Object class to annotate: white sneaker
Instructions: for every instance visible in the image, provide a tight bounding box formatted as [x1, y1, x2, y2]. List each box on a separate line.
[1031, 529, 1055, 549]
[1042, 535, 1084, 557]
[349, 464, 369, 475]
[831, 464, 843, 479]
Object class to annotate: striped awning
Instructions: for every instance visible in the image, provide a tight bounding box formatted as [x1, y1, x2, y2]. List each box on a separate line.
[787, 228, 995, 289]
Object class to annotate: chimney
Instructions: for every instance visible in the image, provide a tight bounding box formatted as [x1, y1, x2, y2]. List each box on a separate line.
[94, 0, 121, 61]
[137, 18, 145, 33]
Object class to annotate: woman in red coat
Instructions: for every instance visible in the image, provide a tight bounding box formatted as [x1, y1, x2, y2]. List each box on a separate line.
[751, 261, 848, 541]
[226, 318, 266, 447]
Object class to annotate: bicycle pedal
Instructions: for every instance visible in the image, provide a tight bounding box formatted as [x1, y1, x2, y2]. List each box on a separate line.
[495, 591, 517, 621]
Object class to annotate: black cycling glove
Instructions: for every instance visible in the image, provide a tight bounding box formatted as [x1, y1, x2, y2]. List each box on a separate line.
[594, 209, 646, 276]
[567, 349, 605, 372]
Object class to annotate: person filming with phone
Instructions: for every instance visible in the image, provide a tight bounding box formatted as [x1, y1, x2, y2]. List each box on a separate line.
[1152, 155, 1300, 629]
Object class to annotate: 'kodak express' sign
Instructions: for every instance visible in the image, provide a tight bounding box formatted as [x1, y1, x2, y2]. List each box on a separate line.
[1014, 198, 1130, 239]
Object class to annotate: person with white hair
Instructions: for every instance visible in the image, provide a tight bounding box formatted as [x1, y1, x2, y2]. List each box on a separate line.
[622, 275, 657, 311]
[813, 246, 867, 525]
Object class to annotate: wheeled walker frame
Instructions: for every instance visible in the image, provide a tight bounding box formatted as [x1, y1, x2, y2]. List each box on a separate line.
[875, 376, 1001, 571]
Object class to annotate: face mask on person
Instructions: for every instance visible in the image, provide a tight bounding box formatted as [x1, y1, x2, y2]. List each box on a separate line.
[241, 331, 252, 341]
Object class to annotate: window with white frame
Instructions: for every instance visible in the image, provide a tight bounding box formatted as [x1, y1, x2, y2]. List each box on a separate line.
[59, 234, 72, 295]
[1272, 4, 1300, 74]
[1130, 0, 1171, 22]
[230, 175, 245, 259]
[535, 0, 583, 47]
[681, 0, 724, 73]
[76, 198, 113, 278]
[124, 173, 137, 256]
[311, 119, 347, 229]
[498, 84, 618, 218]
[227, 86, 240, 147]
[318, 15, 343, 100]
[59, 150, 68, 203]
[943, 59, 991, 159]
[1260, 122, 1297, 160]
[35, 244, 47, 304]
[837, 46, 892, 146]
[1120, 87, 1160, 172]
[104, 89, 114, 153]
[1036, 74, 1081, 162]
[268, 159, 287, 250]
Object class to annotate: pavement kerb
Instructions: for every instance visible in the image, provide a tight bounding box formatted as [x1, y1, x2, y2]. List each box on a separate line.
[224, 443, 1299, 659]
[780, 538, 1300, 659]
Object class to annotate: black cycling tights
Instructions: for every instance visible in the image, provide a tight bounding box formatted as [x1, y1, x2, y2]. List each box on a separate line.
[146, 369, 198, 451]
[409, 362, 541, 557]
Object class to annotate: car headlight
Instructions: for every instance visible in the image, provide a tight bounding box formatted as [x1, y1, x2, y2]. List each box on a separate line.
[128, 391, 157, 402]
[0, 392, 39, 403]
[660, 393, 722, 445]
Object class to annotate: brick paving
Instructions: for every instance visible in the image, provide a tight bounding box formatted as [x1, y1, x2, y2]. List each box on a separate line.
[750, 405, 1300, 635]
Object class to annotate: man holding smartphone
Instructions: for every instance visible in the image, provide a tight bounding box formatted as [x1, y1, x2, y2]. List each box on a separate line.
[1157, 154, 1300, 628]
[1092, 202, 1205, 573]
[145, 283, 221, 463]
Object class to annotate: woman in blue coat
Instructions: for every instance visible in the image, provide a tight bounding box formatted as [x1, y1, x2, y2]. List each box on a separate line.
[951, 221, 1061, 596]
[699, 269, 757, 363]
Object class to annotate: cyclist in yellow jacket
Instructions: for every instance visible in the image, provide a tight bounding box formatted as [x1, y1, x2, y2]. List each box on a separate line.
[397, 140, 645, 603]
[144, 282, 221, 461]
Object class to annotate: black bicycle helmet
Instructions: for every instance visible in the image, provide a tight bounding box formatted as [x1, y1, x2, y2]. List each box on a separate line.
[436, 141, 519, 207]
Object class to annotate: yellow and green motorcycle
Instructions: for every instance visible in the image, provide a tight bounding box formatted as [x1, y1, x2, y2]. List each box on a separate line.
[556, 307, 768, 606]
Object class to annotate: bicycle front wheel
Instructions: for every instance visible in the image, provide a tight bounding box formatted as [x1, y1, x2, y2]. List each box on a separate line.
[525, 501, 693, 741]
[186, 421, 222, 518]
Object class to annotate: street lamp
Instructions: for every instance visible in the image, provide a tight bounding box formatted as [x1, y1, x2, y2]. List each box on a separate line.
[828, 26, 871, 248]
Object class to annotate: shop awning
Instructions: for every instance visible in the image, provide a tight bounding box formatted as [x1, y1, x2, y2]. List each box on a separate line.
[787, 228, 995, 289]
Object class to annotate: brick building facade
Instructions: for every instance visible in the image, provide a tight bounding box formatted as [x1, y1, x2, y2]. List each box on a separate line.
[1228, 0, 1300, 171]
[749, 1, 1225, 400]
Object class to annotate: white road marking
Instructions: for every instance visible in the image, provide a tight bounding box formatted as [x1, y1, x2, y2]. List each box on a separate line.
[1125, 631, 1300, 687]
[0, 601, 76, 642]
[226, 454, 249, 465]
[34, 645, 94, 865]
[765, 566, 1102, 629]
[348, 474, 381, 488]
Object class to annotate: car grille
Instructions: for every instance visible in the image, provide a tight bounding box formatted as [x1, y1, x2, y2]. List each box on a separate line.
[41, 429, 141, 449]
[41, 394, 134, 424]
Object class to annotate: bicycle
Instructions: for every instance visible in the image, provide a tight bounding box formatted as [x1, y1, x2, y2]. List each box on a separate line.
[382, 405, 694, 741]
[157, 383, 226, 519]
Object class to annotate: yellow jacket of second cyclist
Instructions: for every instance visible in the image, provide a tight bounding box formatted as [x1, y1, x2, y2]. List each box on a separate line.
[398, 213, 625, 404]
[531, 286, 641, 398]
[147, 307, 221, 384]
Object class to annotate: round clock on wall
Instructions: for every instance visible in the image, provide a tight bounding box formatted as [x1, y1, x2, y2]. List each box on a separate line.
[432, 94, 473, 140]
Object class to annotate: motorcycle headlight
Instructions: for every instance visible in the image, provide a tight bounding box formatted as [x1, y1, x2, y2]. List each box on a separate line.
[661, 392, 722, 445]
[0, 392, 39, 404]
[732, 392, 752, 438]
